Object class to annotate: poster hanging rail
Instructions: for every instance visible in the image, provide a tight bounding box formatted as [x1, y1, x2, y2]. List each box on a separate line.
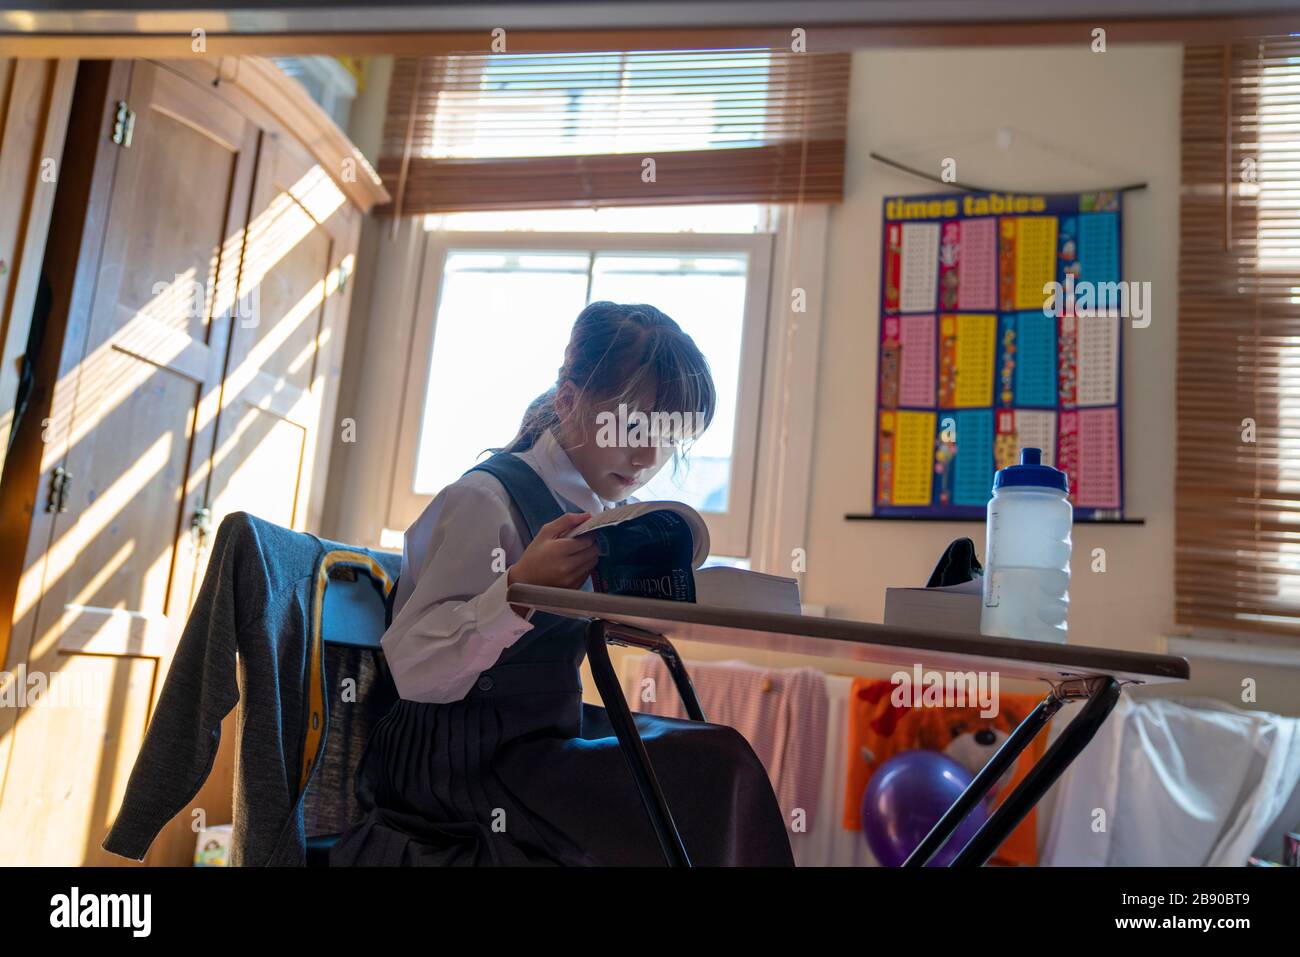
[868, 152, 1148, 196]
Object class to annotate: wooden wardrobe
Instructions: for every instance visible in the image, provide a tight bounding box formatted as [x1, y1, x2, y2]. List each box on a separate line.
[0, 57, 387, 865]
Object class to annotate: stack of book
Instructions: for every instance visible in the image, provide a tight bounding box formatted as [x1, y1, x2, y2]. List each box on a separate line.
[882, 578, 983, 634]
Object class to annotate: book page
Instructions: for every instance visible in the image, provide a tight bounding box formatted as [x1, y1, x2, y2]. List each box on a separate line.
[568, 501, 710, 567]
[695, 566, 801, 615]
[569, 500, 684, 534]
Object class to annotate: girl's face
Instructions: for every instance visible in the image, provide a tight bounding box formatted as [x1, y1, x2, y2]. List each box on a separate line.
[554, 378, 677, 503]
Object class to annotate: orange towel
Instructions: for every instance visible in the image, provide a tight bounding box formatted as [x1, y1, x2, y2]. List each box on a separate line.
[842, 677, 1049, 866]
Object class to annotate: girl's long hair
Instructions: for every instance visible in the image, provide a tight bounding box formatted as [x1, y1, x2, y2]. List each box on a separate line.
[488, 302, 716, 475]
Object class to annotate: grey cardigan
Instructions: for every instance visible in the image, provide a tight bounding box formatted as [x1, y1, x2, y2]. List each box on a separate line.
[101, 511, 399, 865]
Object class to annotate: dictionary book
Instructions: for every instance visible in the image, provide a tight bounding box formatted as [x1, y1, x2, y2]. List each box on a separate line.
[567, 504, 802, 614]
[567, 501, 707, 602]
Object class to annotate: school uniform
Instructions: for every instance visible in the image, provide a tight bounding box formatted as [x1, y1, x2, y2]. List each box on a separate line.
[329, 425, 795, 866]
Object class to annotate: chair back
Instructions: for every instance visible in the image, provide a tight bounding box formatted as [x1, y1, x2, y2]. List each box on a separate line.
[301, 550, 400, 843]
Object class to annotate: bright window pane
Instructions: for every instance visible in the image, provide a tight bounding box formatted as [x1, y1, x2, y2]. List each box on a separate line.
[414, 251, 589, 495]
[426, 51, 774, 159]
[413, 245, 754, 520]
[588, 252, 750, 513]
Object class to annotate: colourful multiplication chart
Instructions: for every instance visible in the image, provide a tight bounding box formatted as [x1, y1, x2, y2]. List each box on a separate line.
[875, 191, 1125, 519]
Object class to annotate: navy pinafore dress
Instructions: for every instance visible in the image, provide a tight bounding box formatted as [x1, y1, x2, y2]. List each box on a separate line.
[330, 451, 795, 866]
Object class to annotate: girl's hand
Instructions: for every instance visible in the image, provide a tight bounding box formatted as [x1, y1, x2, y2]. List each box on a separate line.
[506, 512, 599, 616]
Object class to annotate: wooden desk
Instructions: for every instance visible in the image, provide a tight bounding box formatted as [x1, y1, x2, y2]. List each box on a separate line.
[508, 583, 1190, 868]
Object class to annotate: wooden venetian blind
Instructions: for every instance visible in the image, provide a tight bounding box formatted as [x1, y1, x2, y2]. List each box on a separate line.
[376, 49, 850, 214]
[1178, 39, 1300, 636]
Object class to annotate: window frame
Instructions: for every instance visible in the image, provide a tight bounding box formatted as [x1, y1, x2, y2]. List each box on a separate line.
[386, 227, 776, 558]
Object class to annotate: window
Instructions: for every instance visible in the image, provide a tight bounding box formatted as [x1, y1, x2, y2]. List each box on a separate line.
[388, 207, 773, 558]
[271, 56, 359, 129]
[416, 50, 778, 159]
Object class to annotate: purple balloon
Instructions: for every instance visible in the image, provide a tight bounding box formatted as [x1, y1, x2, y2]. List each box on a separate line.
[860, 750, 990, 866]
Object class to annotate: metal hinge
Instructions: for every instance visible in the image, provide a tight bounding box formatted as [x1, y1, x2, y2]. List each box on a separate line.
[111, 101, 135, 147]
[45, 466, 71, 513]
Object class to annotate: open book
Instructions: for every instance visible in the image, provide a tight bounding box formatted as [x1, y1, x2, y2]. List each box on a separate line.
[567, 501, 708, 601]
[567, 502, 800, 613]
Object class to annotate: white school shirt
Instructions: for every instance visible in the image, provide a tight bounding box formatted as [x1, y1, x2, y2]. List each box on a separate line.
[382, 425, 635, 704]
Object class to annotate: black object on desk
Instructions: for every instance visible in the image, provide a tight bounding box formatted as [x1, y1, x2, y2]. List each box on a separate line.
[926, 537, 983, 587]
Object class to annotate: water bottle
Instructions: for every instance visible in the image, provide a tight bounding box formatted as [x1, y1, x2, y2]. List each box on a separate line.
[980, 448, 1071, 643]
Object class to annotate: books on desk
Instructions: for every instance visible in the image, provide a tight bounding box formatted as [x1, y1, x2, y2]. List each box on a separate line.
[567, 501, 801, 614]
[568, 501, 704, 601]
[695, 565, 802, 616]
[883, 578, 983, 635]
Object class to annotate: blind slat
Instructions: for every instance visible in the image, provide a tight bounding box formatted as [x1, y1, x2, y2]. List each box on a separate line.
[1177, 36, 1300, 636]
[375, 49, 850, 213]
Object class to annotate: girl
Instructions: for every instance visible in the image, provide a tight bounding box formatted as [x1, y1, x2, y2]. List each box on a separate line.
[331, 301, 794, 866]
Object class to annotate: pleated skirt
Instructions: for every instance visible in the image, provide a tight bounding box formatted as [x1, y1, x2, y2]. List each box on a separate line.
[329, 661, 795, 866]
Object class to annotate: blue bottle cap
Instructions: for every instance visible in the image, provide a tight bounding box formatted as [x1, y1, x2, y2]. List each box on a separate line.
[992, 447, 1069, 492]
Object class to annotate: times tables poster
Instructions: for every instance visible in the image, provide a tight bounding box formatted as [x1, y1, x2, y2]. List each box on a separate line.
[873, 190, 1125, 519]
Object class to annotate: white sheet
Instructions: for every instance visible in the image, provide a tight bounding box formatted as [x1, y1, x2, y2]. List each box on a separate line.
[1041, 694, 1300, 866]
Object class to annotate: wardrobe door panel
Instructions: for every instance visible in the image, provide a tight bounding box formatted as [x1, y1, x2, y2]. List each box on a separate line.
[0, 55, 377, 865]
[0, 61, 257, 866]
[208, 133, 349, 534]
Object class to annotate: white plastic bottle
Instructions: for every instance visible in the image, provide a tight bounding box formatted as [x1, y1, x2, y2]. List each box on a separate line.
[980, 448, 1072, 643]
